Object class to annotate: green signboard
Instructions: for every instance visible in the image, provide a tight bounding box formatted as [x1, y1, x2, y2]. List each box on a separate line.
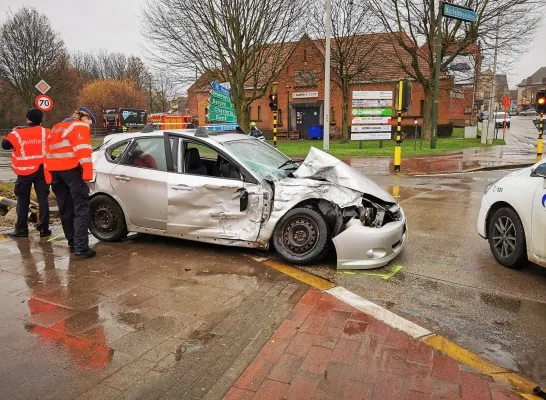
[210, 89, 231, 102]
[206, 113, 236, 123]
[207, 105, 236, 117]
[351, 108, 392, 116]
[208, 97, 232, 108]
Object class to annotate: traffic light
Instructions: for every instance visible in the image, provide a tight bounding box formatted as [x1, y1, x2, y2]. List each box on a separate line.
[269, 93, 278, 111]
[396, 79, 412, 113]
[536, 90, 546, 114]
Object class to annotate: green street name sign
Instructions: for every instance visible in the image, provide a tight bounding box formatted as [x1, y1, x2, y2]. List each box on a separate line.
[210, 89, 231, 102]
[207, 113, 237, 123]
[207, 105, 236, 117]
[351, 108, 392, 116]
[208, 97, 232, 108]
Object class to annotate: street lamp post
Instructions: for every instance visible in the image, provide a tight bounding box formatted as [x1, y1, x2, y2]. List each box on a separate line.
[286, 85, 291, 139]
[323, 0, 332, 151]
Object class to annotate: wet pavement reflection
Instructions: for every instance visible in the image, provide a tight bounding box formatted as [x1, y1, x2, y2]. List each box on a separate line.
[0, 232, 308, 399]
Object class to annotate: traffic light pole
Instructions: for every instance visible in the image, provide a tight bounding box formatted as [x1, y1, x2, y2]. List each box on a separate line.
[273, 111, 278, 148]
[394, 79, 403, 172]
[538, 112, 543, 163]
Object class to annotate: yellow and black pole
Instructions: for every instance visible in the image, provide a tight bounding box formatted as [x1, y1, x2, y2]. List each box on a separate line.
[538, 112, 543, 163]
[269, 82, 279, 148]
[536, 90, 545, 162]
[394, 79, 403, 172]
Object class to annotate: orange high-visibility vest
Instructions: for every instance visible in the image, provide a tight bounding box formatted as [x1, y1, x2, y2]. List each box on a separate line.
[5, 126, 46, 176]
[44, 120, 94, 181]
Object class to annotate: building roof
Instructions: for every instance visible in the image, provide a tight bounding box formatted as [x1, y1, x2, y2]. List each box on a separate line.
[517, 66, 546, 86]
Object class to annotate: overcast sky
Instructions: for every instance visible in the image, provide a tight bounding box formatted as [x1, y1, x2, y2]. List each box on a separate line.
[1, 0, 545, 88]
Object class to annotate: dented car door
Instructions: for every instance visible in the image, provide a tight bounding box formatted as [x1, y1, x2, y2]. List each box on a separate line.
[166, 139, 264, 241]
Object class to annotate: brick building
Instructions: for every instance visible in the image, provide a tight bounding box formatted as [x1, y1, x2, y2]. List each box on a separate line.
[188, 33, 453, 138]
[516, 67, 546, 110]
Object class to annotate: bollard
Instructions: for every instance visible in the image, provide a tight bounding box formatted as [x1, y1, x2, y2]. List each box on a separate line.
[538, 112, 544, 163]
[273, 110, 278, 148]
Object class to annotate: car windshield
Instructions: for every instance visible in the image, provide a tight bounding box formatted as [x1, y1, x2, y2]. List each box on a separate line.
[222, 138, 299, 180]
[494, 113, 507, 118]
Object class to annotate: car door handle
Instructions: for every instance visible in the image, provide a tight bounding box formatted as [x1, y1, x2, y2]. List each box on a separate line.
[114, 175, 130, 182]
[171, 184, 193, 191]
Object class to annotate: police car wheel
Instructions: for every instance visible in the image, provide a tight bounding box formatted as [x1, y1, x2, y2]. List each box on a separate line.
[90, 195, 128, 242]
[488, 207, 528, 269]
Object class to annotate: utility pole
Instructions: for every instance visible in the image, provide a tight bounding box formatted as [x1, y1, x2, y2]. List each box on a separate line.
[323, 0, 332, 152]
[483, 16, 500, 144]
[286, 85, 291, 138]
[430, 1, 444, 149]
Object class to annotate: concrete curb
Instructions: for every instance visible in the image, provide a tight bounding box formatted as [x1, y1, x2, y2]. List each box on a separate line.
[400, 162, 536, 176]
[255, 256, 543, 399]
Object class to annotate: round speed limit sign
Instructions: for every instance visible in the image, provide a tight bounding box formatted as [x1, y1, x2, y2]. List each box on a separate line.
[35, 94, 54, 112]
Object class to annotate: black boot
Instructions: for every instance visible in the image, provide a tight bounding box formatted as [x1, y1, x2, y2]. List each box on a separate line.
[74, 248, 96, 258]
[39, 228, 52, 238]
[7, 230, 28, 238]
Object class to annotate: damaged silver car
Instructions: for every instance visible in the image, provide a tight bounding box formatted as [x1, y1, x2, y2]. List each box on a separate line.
[89, 127, 407, 269]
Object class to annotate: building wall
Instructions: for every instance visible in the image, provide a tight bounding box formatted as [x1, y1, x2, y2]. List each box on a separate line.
[449, 85, 474, 125]
[188, 36, 452, 132]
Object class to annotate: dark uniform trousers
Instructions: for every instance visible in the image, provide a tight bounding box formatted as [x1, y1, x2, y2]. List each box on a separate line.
[51, 166, 90, 252]
[14, 165, 50, 233]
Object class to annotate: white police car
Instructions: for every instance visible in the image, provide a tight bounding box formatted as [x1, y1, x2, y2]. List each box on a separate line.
[477, 161, 546, 269]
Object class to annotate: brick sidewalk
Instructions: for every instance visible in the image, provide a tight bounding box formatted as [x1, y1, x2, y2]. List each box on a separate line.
[225, 289, 521, 400]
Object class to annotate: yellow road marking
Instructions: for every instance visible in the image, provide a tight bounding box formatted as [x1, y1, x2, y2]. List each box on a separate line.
[337, 265, 404, 280]
[424, 335, 542, 399]
[262, 260, 335, 290]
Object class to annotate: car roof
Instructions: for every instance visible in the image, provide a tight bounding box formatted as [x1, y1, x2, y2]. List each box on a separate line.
[101, 128, 249, 146]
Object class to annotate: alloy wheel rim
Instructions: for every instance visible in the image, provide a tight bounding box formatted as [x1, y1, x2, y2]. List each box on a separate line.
[492, 216, 517, 259]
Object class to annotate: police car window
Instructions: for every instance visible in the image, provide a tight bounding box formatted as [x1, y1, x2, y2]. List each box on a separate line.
[106, 140, 131, 163]
[122, 138, 167, 172]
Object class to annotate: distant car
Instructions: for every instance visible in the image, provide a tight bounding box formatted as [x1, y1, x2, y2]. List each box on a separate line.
[519, 109, 538, 116]
[493, 112, 511, 128]
[477, 161, 546, 269]
[88, 127, 407, 268]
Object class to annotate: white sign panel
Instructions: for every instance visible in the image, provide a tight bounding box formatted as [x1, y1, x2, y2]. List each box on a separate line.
[352, 117, 392, 125]
[352, 91, 393, 100]
[351, 125, 392, 133]
[352, 132, 392, 141]
[352, 99, 392, 108]
[293, 91, 319, 99]
[35, 80, 51, 94]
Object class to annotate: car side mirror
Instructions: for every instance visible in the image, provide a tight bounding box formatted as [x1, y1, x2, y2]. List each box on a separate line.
[240, 188, 249, 212]
[531, 164, 546, 178]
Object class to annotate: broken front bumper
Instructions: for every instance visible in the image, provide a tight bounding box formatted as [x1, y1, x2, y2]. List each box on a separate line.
[332, 210, 407, 270]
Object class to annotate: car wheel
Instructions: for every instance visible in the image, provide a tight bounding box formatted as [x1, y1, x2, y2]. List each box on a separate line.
[507, 123, 510, 128]
[488, 207, 528, 269]
[273, 207, 330, 265]
[90, 195, 128, 242]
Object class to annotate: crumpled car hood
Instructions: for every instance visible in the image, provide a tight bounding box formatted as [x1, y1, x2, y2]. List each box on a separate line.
[292, 147, 395, 203]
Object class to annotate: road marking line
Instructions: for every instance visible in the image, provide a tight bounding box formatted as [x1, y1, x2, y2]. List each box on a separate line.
[337, 265, 403, 280]
[47, 234, 64, 242]
[262, 260, 335, 290]
[326, 286, 431, 339]
[256, 258, 541, 398]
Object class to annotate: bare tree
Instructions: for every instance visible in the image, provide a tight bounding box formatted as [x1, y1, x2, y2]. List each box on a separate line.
[309, 0, 382, 142]
[0, 7, 67, 107]
[371, 0, 545, 139]
[142, 0, 310, 128]
[151, 72, 180, 113]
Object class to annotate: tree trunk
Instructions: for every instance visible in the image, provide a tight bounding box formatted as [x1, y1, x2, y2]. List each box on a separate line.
[422, 88, 434, 140]
[232, 81, 248, 129]
[340, 80, 350, 143]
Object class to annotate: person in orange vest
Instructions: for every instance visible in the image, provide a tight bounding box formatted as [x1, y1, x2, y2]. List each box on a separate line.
[44, 106, 96, 258]
[1, 108, 51, 238]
